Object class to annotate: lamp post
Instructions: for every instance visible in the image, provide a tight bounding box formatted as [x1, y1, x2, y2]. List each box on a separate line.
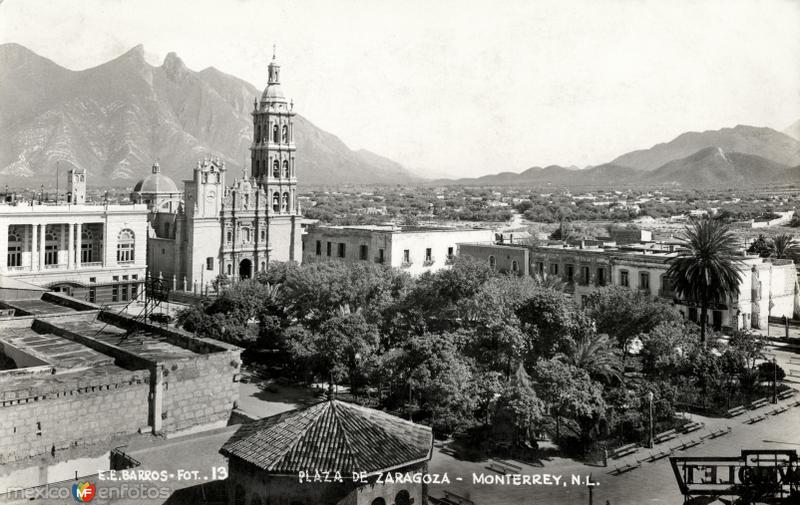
[648, 392, 654, 449]
[772, 356, 778, 404]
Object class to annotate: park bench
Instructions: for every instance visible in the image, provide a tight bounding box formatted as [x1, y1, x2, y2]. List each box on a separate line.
[442, 491, 474, 505]
[609, 443, 638, 459]
[612, 460, 641, 474]
[681, 421, 703, 434]
[486, 459, 522, 475]
[679, 438, 702, 450]
[749, 398, 769, 410]
[770, 404, 789, 415]
[726, 405, 747, 417]
[707, 426, 732, 439]
[643, 448, 672, 462]
[654, 429, 679, 444]
[778, 389, 797, 401]
[746, 413, 767, 424]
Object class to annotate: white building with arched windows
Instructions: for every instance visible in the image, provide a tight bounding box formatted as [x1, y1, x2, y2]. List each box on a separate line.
[0, 169, 148, 304]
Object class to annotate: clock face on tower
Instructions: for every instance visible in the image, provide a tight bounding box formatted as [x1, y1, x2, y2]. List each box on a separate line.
[206, 190, 216, 202]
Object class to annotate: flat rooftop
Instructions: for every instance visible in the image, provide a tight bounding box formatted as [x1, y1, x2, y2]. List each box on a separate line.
[55, 318, 198, 361]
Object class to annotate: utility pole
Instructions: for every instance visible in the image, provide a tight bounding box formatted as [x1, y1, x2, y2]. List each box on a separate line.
[648, 391, 654, 449]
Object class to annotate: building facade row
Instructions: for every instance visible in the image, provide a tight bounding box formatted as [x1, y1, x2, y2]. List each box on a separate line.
[459, 242, 797, 332]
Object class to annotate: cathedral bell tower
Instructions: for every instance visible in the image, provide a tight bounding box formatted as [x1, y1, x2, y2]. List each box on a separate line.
[250, 47, 298, 217]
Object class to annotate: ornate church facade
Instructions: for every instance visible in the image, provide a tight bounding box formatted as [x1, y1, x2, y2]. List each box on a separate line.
[142, 53, 302, 292]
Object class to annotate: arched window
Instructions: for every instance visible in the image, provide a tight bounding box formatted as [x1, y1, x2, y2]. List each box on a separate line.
[226, 264, 232, 276]
[256, 125, 261, 143]
[243, 228, 251, 243]
[272, 124, 279, 143]
[282, 160, 289, 178]
[512, 260, 518, 273]
[281, 125, 288, 143]
[272, 159, 279, 178]
[489, 255, 496, 270]
[226, 230, 232, 243]
[371, 499, 386, 505]
[281, 192, 289, 211]
[117, 229, 135, 262]
[7, 230, 21, 267]
[396, 491, 411, 505]
[272, 192, 280, 212]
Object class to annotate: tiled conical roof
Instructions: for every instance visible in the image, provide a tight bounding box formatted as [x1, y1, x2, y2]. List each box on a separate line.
[220, 400, 433, 476]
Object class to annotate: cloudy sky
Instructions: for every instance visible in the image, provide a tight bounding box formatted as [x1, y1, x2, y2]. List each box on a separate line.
[1, 0, 798, 177]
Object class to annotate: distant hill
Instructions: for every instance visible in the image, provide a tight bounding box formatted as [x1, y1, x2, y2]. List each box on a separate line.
[0, 43, 417, 186]
[643, 147, 791, 186]
[610, 125, 800, 171]
[438, 125, 800, 187]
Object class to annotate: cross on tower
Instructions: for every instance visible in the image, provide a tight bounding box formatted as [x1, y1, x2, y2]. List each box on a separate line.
[272, 44, 276, 60]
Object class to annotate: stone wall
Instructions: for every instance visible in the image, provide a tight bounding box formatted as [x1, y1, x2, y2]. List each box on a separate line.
[0, 370, 149, 465]
[161, 352, 241, 432]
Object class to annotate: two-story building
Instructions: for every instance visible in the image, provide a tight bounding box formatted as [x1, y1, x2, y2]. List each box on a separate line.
[0, 169, 148, 304]
[302, 225, 494, 275]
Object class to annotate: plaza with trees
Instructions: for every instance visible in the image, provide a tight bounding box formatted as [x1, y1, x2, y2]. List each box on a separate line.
[177, 219, 788, 462]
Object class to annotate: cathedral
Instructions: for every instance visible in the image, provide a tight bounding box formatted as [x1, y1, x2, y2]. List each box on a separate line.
[138, 52, 302, 292]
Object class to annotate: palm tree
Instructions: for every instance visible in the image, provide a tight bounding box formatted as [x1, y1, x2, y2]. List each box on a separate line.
[667, 219, 744, 344]
[530, 272, 567, 291]
[556, 333, 621, 383]
[770, 233, 800, 260]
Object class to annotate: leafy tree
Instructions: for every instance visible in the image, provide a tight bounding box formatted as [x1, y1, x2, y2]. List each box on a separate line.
[491, 365, 546, 448]
[532, 358, 606, 444]
[667, 219, 744, 343]
[457, 276, 539, 373]
[398, 332, 477, 435]
[517, 288, 594, 360]
[747, 234, 772, 258]
[282, 311, 379, 392]
[727, 330, 766, 369]
[757, 360, 785, 383]
[583, 286, 681, 350]
[639, 321, 698, 378]
[549, 221, 573, 241]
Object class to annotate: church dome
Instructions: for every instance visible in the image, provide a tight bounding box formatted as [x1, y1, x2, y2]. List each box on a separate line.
[133, 162, 178, 194]
[261, 83, 285, 102]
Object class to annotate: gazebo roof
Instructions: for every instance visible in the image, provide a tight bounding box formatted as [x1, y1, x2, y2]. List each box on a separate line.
[220, 399, 433, 476]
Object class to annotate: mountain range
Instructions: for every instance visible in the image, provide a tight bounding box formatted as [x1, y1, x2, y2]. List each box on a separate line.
[0, 43, 419, 186]
[438, 124, 800, 187]
[1, 42, 799, 188]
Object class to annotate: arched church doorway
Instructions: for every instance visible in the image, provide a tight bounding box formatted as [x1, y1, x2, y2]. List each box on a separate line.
[239, 259, 252, 280]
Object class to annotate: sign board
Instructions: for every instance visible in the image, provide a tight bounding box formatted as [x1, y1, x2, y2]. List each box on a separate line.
[670, 450, 800, 504]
